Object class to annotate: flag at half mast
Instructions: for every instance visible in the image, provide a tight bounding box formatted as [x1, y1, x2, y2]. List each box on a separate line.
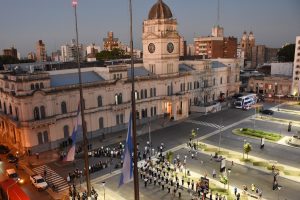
[64, 103, 82, 162]
[119, 112, 133, 186]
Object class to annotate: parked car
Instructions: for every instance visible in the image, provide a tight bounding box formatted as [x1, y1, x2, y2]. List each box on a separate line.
[6, 168, 24, 183]
[0, 145, 10, 154]
[260, 109, 274, 115]
[30, 174, 48, 191]
[6, 153, 18, 163]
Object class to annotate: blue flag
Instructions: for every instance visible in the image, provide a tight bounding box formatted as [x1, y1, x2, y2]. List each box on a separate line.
[119, 113, 133, 186]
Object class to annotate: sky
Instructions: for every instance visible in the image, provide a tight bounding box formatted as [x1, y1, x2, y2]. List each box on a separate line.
[0, 0, 299, 57]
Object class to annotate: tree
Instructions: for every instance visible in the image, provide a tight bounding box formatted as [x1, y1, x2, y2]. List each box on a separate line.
[95, 48, 130, 61]
[277, 43, 295, 62]
[243, 142, 252, 159]
[0, 55, 19, 65]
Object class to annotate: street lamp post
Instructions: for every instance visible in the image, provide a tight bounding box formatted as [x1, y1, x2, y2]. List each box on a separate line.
[218, 119, 223, 152]
[102, 181, 106, 200]
[242, 139, 246, 159]
[227, 168, 231, 191]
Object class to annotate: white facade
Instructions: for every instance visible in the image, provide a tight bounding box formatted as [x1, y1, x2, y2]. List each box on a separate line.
[86, 44, 101, 55]
[271, 62, 293, 76]
[61, 40, 84, 62]
[292, 36, 300, 95]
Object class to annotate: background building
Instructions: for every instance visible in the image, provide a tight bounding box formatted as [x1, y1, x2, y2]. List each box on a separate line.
[194, 26, 237, 59]
[292, 36, 300, 96]
[36, 40, 47, 62]
[240, 31, 255, 61]
[61, 39, 84, 62]
[3, 47, 18, 59]
[103, 31, 120, 51]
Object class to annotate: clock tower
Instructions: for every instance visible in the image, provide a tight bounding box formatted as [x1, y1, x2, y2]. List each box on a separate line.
[142, 0, 180, 76]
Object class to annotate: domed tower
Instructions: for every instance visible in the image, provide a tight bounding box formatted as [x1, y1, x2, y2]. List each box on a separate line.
[248, 31, 255, 48]
[142, 0, 180, 76]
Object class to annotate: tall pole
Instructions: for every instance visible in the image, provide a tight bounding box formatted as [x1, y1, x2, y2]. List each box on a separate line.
[129, 0, 140, 199]
[148, 118, 151, 156]
[73, 1, 91, 196]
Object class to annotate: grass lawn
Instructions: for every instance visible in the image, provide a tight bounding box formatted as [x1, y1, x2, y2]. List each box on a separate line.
[233, 128, 282, 141]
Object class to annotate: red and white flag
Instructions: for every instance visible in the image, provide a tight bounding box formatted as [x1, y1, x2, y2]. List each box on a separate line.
[72, 0, 78, 7]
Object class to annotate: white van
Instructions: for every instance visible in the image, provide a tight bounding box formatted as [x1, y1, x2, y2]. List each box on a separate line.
[6, 168, 19, 181]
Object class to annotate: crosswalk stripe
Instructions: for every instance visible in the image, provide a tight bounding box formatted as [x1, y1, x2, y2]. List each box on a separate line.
[32, 164, 69, 192]
[186, 119, 225, 129]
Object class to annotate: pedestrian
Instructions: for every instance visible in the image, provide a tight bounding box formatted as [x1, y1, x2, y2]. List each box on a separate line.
[237, 193, 240, 200]
[251, 183, 255, 192]
[168, 185, 171, 193]
[234, 186, 237, 196]
[181, 177, 184, 186]
[212, 169, 216, 178]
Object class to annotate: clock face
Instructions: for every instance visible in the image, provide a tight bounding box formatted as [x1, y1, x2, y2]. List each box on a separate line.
[148, 43, 155, 53]
[167, 42, 174, 53]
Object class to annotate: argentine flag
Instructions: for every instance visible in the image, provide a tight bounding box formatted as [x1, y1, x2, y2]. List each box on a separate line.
[64, 103, 82, 162]
[119, 113, 133, 186]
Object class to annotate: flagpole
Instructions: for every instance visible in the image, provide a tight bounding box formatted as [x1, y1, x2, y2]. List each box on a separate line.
[129, 0, 140, 199]
[73, 1, 91, 196]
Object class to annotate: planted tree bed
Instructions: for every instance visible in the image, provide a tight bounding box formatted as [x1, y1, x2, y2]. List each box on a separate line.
[233, 128, 282, 141]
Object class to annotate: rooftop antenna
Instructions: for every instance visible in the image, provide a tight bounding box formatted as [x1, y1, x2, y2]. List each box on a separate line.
[217, 0, 220, 25]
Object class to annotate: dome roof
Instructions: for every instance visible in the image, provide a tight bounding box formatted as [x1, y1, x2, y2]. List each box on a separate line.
[148, 0, 173, 20]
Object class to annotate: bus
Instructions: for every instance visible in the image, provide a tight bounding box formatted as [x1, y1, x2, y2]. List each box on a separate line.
[0, 179, 30, 200]
[234, 94, 257, 109]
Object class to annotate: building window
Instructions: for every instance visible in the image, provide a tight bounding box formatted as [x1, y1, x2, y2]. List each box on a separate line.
[150, 88, 153, 97]
[38, 131, 49, 144]
[144, 89, 147, 98]
[40, 82, 44, 89]
[9, 104, 12, 115]
[61, 101, 67, 114]
[35, 83, 39, 89]
[135, 91, 139, 100]
[97, 96, 103, 107]
[0, 100, 2, 110]
[213, 78, 216, 86]
[3, 102, 7, 114]
[220, 77, 223, 85]
[154, 88, 156, 96]
[151, 107, 153, 117]
[63, 125, 69, 138]
[116, 115, 120, 125]
[154, 106, 157, 115]
[15, 107, 19, 121]
[31, 84, 34, 90]
[40, 106, 46, 119]
[118, 93, 122, 104]
[99, 117, 104, 129]
[34, 107, 40, 120]
[140, 89, 144, 99]
[120, 114, 124, 124]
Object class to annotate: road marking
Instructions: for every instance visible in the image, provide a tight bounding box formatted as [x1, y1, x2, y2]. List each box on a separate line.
[33, 165, 69, 192]
[186, 119, 225, 129]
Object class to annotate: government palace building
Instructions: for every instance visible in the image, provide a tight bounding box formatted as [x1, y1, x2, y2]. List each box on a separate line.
[0, 0, 241, 153]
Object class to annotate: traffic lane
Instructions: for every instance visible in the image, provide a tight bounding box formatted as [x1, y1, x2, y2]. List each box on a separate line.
[270, 111, 300, 122]
[192, 108, 253, 126]
[243, 119, 299, 136]
[203, 121, 300, 168]
[280, 104, 300, 111]
[135, 121, 216, 153]
[0, 155, 50, 200]
[174, 148, 300, 200]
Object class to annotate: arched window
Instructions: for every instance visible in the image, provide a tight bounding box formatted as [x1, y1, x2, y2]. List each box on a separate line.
[35, 83, 40, 89]
[4, 102, 7, 114]
[40, 106, 46, 119]
[63, 125, 69, 138]
[30, 84, 34, 90]
[115, 94, 119, 105]
[9, 104, 12, 115]
[61, 101, 67, 114]
[220, 77, 223, 84]
[140, 89, 144, 99]
[34, 107, 40, 120]
[118, 93, 122, 104]
[40, 82, 44, 89]
[38, 131, 49, 144]
[99, 117, 104, 129]
[97, 96, 103, 107]
[144, 89, 147, 98]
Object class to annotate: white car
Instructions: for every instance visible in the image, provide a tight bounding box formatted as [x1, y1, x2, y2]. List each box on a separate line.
[30, 174, 48, 190]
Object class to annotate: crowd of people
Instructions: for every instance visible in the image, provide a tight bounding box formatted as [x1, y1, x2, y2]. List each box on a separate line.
[68, 184, 98, 200]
